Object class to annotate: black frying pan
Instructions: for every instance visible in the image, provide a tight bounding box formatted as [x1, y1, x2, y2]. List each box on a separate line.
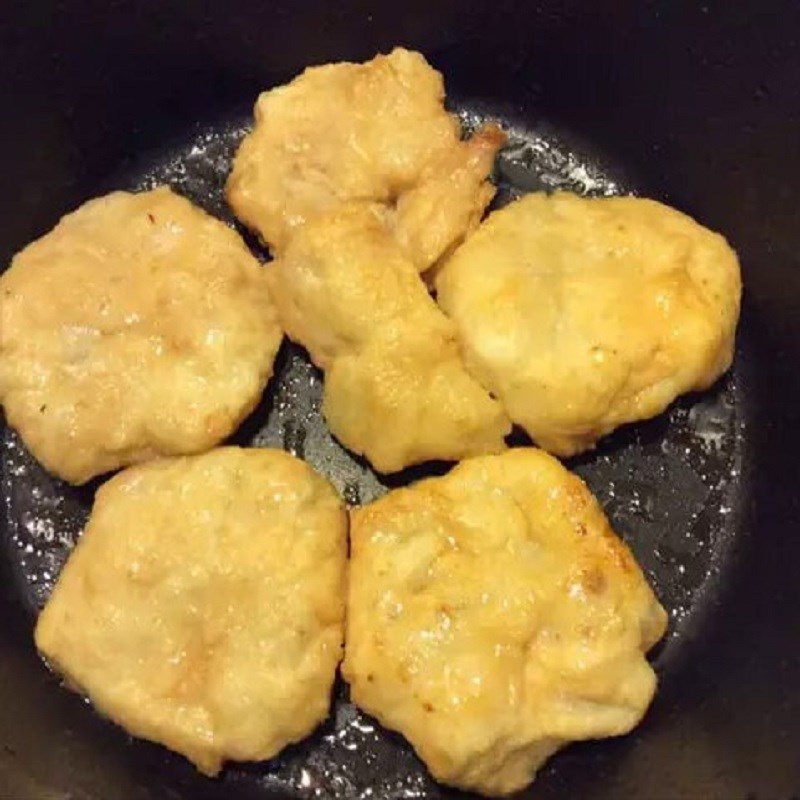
[1, 2, 798, 799]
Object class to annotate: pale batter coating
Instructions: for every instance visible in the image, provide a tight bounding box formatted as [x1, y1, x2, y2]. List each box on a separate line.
[0, 188, 282, 483]
[393, 123, 505, 271]
[344, 448, 666, 796]
[435, 191, 742, 456]
[226, 47, 504, 269]
[266, 202, 510, 473]
[35, 447, 347, 775]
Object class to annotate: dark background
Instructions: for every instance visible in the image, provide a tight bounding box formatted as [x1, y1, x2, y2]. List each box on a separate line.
[0, 1, 798, 798]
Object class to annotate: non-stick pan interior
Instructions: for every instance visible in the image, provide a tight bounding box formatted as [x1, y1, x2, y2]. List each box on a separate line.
[0, 100, 754, 800]
[4, 2, 800, 797]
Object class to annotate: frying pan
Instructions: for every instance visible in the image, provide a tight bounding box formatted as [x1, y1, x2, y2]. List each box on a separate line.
[1, 2, 798, 798]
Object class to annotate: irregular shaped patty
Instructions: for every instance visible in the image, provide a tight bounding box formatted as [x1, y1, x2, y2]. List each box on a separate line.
[266, 202, 510, 472]
[35, 447, 347, 775]
[226, 47, 504, 269]
[435, 191, 742, 456]
[0, 188, 282, 483]
[344, 448, 667, 796]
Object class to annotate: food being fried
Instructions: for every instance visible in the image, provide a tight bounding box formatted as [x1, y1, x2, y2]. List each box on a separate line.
[0, 188, 282, 483]
[35, 447, 347, 775]
[393, 123, 505, 271]
[226, 47, 504, 269]
[266, 202, 510, 472]
[344, 448, 666, 796]
[435, 191, 742, 456]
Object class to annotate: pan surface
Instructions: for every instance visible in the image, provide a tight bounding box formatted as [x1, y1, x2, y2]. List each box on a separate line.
[0, 3, 798, 799]
[0, 104, 751, 799]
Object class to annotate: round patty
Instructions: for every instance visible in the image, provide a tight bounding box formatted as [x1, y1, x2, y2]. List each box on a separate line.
[0, 188, 282, 483]
[344, 448, 666, 795]
[435, 191, 742, 456]
[35, 447, 347, 774]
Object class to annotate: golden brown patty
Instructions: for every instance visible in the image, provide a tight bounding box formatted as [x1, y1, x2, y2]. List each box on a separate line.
[35, 447, 347, 774]
[344, 448, 666, 795]
[266, 202, 510, 472]
[435, 191, 742, 456]
[226, 47, 504, 269]
[0, 188, 282, 483]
